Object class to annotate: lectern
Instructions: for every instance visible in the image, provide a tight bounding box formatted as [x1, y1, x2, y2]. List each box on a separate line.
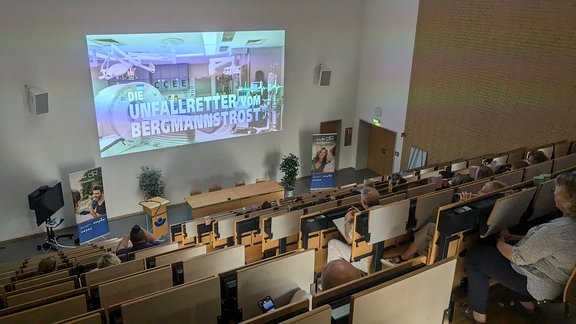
[140, 197, 170, 237]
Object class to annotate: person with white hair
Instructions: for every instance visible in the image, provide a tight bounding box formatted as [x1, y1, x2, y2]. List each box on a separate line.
[96, 252, 121, 269]
[326, 187, 381, 273]
[460, 172, 576, 323]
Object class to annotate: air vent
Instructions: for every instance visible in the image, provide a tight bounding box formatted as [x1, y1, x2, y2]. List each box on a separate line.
[219, 46, 229, 52]
[91, 39, 122, 46]
[222, 32, 235, 42]
[246, 39, 265, 45]
[230, 48, 248, 55]
[162, 38, 184, 45]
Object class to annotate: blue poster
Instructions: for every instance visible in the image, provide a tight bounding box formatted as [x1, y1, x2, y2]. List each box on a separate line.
[69, 167, 111, 244]
[311, 133, 338, 190]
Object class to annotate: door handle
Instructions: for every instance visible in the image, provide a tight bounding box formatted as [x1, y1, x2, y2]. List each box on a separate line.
[381, 148, 386, 155]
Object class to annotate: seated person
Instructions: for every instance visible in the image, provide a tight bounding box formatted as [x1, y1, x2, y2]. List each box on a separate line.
[511, 160, 529, 170]
[526, 150, 549, 165]
[95, 252, 122, 269]
[458, 180, 507, 202]
[474, 165, 495, 180]
[116, 224, 163, 255]
[362, 179, 375, 188]
[320, 259, 361, 291]
[383, 180, 508, 266]
[485, 159, 508, 174]
[326, 187, 380, 273]
[389, 172, 407, 186]
[261, 200, 272, 210]
[449, 174, 473, 187]
[440, 169, 455, 179]
[37, 256, 57, 274]
[460, 172, 576, 323]
[493, 163, 511, 174]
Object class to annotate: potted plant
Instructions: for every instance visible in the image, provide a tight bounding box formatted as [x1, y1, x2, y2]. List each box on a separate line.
[137, 166, 165, 200]
[279, 153, 299, 196]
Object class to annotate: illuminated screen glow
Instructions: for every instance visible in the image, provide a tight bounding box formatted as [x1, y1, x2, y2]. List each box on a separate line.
[86, 30, 285, 157]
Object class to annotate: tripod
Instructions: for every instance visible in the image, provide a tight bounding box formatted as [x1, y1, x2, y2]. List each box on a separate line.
[37, 217, 75, 252]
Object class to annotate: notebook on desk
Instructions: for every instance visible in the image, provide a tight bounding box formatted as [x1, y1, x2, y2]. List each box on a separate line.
[332, 217, 348, 238]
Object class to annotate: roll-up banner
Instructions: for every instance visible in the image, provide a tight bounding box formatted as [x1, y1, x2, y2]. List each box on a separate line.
[311, 133, 337, 190]
[69, 167, 110, 244]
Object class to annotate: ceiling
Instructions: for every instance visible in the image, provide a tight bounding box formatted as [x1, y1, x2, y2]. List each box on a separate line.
[86, 30, 285, 66]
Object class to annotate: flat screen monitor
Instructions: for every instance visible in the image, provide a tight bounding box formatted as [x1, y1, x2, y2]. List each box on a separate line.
[86, 30, 285, 157]
[250, 81, 262, 93]
[28, 182, 64, 226]
[450, 161, 467, 172]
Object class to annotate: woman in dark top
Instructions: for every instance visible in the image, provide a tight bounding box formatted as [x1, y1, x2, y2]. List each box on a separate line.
[312, 147, 328, 173]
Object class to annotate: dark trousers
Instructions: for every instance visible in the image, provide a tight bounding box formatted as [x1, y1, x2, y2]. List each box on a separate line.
[467, 243, 532, 314]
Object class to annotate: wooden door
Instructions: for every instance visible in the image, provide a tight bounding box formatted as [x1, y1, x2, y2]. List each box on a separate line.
[367, 125, 396, 176]
[320, 120, 339, 134]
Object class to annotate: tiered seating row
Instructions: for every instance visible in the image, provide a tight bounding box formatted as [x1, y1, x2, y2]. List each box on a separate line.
[1, 140, 574, 323]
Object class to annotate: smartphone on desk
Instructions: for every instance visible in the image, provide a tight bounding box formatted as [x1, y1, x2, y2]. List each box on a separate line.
[258, 295, 275, 313]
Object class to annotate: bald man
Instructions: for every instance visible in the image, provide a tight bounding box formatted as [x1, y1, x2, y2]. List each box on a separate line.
[326, 187, 381, 273]
[321, 259, 362, 291]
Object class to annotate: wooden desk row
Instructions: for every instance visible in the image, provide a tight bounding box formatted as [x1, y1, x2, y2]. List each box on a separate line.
[404, 138, 575, 180]
[0, 155, 565, 320]
[172, 173, 448, 267]
[242, 255, 456, 324]
[301, 158, 575, 274]
[424, 167, 576, 313]
[0, 252, 455, 324]
[0, 244, 104, 279]
[1, 184, 468, 322]
[1, 247, 109, 294]
[184, 180, 285, 218]
[0, 245, 242, 322]
[142, 155, 574, 280]
[0, 239, 123, 285]
[174, 176, 420, 244]
[0, 249, 116, 310]
[0, 248, 317, 323]
[429, 166, 576, 266]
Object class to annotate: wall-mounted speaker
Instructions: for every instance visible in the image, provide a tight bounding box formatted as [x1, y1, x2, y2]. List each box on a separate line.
[319, 69, 331, 86]
[26, 86, 49, 115]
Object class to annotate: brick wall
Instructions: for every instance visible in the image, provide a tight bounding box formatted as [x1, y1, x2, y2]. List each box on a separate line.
[402, 0, 575, 168]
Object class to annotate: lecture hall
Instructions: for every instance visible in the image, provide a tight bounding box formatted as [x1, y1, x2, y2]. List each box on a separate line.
[1, 1, 575, 323]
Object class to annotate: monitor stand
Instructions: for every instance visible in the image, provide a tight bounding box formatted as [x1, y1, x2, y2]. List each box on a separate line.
[37, 217, 75, 251]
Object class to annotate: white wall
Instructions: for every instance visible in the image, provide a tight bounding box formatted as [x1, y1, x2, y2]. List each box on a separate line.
[0, 0, 365, 241]
[354, 0, 420, 171]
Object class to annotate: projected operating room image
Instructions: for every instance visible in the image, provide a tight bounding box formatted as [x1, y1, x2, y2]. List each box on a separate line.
[86, 30, 285, 157]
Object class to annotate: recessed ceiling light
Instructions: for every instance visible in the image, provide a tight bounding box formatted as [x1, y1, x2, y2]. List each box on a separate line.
[162, 38, 184, 45]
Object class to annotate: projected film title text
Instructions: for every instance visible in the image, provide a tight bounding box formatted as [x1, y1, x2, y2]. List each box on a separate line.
[126, 89, 265, 138]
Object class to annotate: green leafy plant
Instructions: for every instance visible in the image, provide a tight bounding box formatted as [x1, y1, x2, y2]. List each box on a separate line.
[279, 153, 300, 191]
[137, 166, 165, 200]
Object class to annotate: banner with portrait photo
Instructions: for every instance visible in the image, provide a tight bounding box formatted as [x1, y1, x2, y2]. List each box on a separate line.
[311, 133, 337, 190]
[69, 167, 110, 244]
